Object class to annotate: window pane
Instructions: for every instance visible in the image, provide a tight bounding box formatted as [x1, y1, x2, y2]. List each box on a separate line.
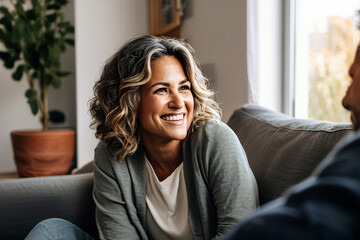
[294, 0, 360, 123]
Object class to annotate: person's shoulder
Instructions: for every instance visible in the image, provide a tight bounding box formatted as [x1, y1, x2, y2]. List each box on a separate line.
[191, 119, 238, 143]
[94, 141, 117, 161]
[328, 130, 360, 157]
[316, 130, 360, 179]
[347, 130, 360, 144]
[199, 119, 235, 135]
[95, 140, 108, 153]
[198, 119, 231, 132]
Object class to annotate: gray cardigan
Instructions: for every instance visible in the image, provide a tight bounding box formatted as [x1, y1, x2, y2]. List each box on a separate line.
[93, 119, 259, 240]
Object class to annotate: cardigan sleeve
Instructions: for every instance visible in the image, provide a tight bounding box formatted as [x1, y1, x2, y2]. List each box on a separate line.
[195, 120, 259, 239]
[93, 142, 142, 240]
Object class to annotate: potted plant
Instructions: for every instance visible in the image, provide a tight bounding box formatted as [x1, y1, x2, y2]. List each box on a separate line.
[0, 0, 75, 177]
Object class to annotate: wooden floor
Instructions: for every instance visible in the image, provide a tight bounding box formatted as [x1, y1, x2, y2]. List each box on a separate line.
[0, 172, 19, 179]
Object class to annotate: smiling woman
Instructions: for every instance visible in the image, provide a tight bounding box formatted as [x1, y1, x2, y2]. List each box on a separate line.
[25, 35, 259, 240]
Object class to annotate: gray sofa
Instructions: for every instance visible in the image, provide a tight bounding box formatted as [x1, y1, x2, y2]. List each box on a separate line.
[0, 104, 352, 239]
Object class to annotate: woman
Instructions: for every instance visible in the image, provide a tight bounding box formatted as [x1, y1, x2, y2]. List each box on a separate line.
[91, 35, 258, 239]
[26, 35, 258, 240]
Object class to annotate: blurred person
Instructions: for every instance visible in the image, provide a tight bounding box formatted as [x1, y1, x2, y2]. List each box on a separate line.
[222, 12, 360, 240]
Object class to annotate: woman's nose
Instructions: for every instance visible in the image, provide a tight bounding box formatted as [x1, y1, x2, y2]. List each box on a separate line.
[348, 62, 355, 78]
[168, 92, 184, 109]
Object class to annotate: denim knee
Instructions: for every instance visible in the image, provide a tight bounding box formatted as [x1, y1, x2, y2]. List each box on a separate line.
[25, 218, 93, 240]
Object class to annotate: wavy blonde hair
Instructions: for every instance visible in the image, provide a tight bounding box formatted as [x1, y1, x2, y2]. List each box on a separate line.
[89, 35, 221, 160]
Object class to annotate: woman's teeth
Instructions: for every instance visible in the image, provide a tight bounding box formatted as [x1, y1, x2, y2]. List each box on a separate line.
[162, 115, 184, 121]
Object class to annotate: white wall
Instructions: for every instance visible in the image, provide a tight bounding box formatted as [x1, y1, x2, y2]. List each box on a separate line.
[181, 0, 248, 122]
[75, 0, 149, 168]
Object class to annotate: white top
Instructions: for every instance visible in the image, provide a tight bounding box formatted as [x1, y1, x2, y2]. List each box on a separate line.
[145, 157, 193, 240]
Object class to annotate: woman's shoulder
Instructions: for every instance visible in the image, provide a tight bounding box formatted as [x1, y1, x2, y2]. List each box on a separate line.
[188, 119, 239, 149]
[195, 119, 236, 138]
[94, 141, 117, 162]
[95, 141, 109, 153]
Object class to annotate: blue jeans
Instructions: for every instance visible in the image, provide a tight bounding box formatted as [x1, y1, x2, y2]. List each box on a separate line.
[25, 218, 94, 240]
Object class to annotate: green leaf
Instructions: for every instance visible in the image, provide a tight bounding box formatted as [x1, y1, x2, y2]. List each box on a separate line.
[0, 51, 11, 62]
[0, 16, 13, 33]
[28, 100, 38, 115]
[22, 24, 33, 42]
[0, 52, 18, 69]
[45, 13, 57, 23]
[35, 41, 42, 51]
[47, 44, 61, 65]
[31, 0, 39, 8]
[46, 71, 61, 88]
[0, 7, 11, 17]
[66, 26, 74, 34]
[44, 19, 51, 29]
[24, 44, 40, 69]
[4, 59, 15, 69]
[47, 4, 61, 10]
[25, 89, 37, 98]
[44, 30, 55, 42]
[31, 71, 39, 79]
[12, 65, 24, 81]
[58, 21, 70, 28]
[57, 70, 71, 77]
[0, 28, 4, 39]
[58, 40, 66, 51]
[25, 10, 36, 20]
[64, 38, 74, 46]
[25, 89, 38, 115]
[57, 0, 68, 6]
[51, 74, 61, 88]
[27, 97, 38, 115]
[13, 18, 26, 42]
[34, 19, 42, 33]
[15, 2, 25, 17]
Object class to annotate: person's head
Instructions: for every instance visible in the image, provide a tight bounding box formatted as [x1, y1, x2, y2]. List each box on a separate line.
[89, 35, 221, 160]
[342, 12, 360, 130]
[138, 55, 194, 146]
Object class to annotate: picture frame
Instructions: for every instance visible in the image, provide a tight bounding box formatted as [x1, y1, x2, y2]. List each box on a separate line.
[150, 0, 182, 37]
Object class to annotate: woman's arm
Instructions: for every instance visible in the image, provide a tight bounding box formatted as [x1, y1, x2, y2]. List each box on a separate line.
[93, 142, 141, 240]
[200, 120, 259, 238]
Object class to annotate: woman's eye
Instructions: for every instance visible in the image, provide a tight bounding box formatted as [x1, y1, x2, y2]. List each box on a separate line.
[180, 85, 190, 91]
[154, 88, 167, 94]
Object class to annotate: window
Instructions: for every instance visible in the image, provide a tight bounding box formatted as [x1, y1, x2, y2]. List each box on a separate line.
[289, 0, 360, 122]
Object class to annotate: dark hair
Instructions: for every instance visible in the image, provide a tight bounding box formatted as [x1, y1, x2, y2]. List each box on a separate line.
[89, 35, 221, 160]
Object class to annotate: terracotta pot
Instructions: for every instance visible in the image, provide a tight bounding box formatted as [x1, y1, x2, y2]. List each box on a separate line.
[10, 130, 76, 177]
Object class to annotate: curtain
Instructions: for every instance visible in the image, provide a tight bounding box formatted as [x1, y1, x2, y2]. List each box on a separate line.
[246, 0, 259, 104]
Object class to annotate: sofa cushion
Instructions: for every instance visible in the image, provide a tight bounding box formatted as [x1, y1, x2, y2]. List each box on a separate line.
[72, 160, 94, 174]
[0, 173, 98, 240]
[227, 104, 352, 205]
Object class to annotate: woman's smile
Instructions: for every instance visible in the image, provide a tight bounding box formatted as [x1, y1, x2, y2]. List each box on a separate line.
[161, 113, 185, 122]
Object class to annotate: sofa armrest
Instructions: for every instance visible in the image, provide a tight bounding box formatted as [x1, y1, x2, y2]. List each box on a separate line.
[0, 173, 97, 240]
[228, 104, 353, 205]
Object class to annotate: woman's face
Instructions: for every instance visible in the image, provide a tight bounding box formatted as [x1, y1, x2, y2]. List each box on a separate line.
[139, 56, 194, 144]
